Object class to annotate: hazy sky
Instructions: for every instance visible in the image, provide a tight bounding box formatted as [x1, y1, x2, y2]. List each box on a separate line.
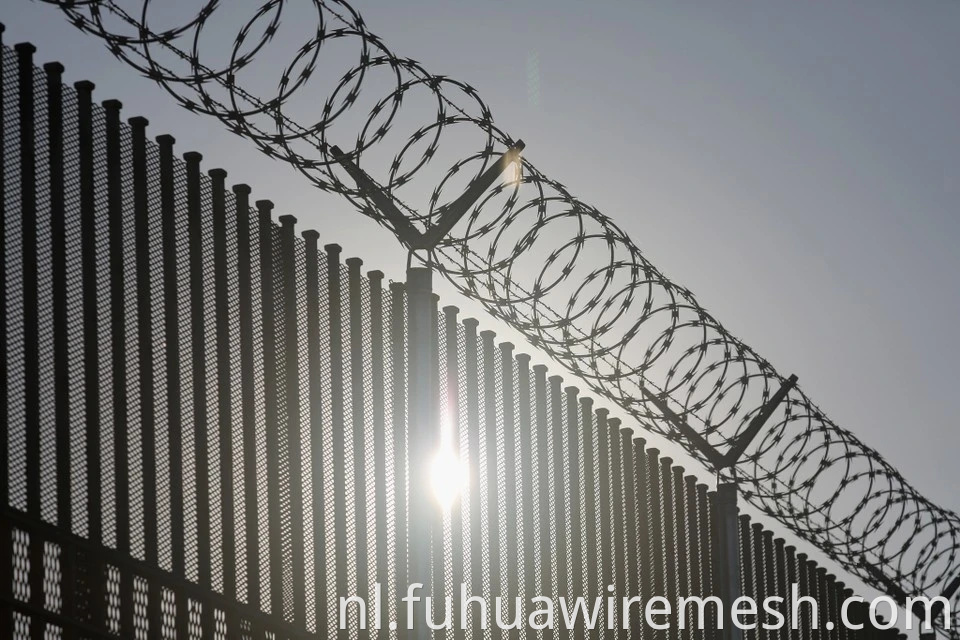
[7, 0, 960, 603]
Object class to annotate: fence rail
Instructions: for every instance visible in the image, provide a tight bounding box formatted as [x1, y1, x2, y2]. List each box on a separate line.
[0, 32, 906, 640]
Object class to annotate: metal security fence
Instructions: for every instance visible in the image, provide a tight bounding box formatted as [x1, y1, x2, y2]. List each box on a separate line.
[0, 32, 905, 640]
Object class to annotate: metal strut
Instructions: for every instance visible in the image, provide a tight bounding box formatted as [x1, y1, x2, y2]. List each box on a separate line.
[641, 374, 798, 472]
[331, 142, 525, 251]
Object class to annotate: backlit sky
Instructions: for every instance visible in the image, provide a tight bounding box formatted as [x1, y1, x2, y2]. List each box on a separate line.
[7, 0, 960, 603]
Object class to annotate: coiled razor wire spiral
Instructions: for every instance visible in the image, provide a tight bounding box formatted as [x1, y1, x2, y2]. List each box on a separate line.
[42, 0, 960, 627]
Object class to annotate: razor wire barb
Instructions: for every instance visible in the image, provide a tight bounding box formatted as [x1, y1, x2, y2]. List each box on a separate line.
[41, 0, 960, 627]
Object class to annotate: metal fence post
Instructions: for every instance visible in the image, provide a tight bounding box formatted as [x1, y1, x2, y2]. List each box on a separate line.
[17, 41, 45, 640]
[390, 280, 409, 633]
[635, 438, 653, 638]
[713, 484, 743, 640]
[580, 398, 598, 637]
[686, 475, 702, 640]
[280, 215, 306, 628]
[565, 386, 584, 640]
[645, 447, 665, 640]
[517, 353, 537, 640]
[185, 150, 213, 637]
[445, 305, 466, 640]
[696, 485, 713, 640]
[0, 26, 9, 639]
[211, 168, 237, 627]
[17, 40, 39, 525]
[659, 457, 676, 640]
[104, 96, 134, 637]
[503, 343, 520, 640]
[671, 466, 689, 639]
[621, 429, 639, 640]
[259, 201, 283, 622]
[611, 419, 628, 640]
[532, 364, 553, 640]
[761, 531, 776, 640]
[465, 318, 484, 639]
[157, 131, 188, 639]
[235, 182, 263, 634]
[482, 330, 502, 637]
[327, 242, 349, 639]
[548, 375, 568, 614]
[372, 271, 389, 640]
[406, 266, 437, 639]
[129, 114, 158, 640]
[597, 408, 616, 628]
[796, 553, 810, 640]
[302, 228, 326, 635]
[774, 539, 789, 640]
[752, 522, 767, 640]
[738, 516, 755, 640]
[783, 546, 800, 640]
[347, 255, 370, 640]
[430, 293, 445, 640]
[47, 59, 76, 640]
[815, 568, 830, 640]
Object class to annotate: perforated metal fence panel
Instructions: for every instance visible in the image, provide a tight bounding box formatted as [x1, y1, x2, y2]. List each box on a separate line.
[0, 37, 906, 640]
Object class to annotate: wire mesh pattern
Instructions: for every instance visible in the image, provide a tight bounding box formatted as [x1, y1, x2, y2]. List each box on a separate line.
[0, 34, 912, 640]
[31, 0, 960, 617]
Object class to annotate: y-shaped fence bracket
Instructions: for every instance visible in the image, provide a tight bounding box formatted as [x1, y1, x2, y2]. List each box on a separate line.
[641, 373, 796, 640]
[640, 373, 798, 473]
[331, 141, 525, 251]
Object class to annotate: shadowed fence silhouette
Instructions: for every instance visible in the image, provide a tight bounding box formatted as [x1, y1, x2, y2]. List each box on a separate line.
[31, 2, 960, 621]
[0, 33, 907, 640]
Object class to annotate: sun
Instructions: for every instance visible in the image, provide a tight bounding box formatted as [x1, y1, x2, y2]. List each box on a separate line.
[430, 427, 469, 512]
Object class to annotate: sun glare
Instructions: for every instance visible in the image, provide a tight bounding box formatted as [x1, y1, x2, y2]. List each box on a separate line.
[503, 159, 523, 186]
[430, 431, 469, 512]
